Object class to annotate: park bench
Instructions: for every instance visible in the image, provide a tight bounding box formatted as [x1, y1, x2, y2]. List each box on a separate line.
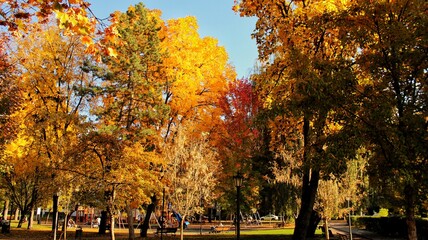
[155, 227, 177, 236]
[276, 222, 286, 228]
[209, 225, 230, 233]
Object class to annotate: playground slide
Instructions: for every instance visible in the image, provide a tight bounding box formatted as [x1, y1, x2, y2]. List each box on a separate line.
[172, 211, 189, 229]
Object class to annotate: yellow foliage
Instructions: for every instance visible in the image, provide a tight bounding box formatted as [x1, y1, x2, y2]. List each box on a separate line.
[161, 16, 236, 139]
[4, 129, 30, 159]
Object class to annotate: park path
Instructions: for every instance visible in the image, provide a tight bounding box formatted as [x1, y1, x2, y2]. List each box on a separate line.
[329, 220, 405, 240]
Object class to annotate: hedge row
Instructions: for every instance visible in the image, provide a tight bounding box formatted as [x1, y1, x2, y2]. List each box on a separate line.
[350, 216, 428, 239]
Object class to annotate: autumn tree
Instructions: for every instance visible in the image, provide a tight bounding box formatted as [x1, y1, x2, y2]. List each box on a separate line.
[235, 1, 362, 239]
[0, 0, 120, 58]
[163, 126, 220, 240]
[160, 16, 235, 142]
[0, 35, 17, 213]
[88, 3, 167, 239]
[159, 14, 237, 220]
[0, 0, 92, 31]
[7, 24, 94, 231]
[0, 34, 20, 148]
[64, 131, 163, 240]
[343, 1, 428, 238]
[216, 78, 266, 214]
[0, 126, 52, 228]
[316, 179, 340, 240]
[0, 36, 20, 218]
[316, 149, 369, 240]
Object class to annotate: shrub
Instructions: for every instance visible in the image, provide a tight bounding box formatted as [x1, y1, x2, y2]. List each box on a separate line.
[351, 216, 428, 239]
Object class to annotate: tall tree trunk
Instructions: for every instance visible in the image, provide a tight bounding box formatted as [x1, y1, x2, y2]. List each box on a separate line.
[2, 199, 9, 220]
[405, 184, 417, 240]
[17, 208, 25, 228]
[45, 209, 51, 224]
[110, 214, 116, 240]
[27, 207, 34, 229]
[52, 194, 59, 231]
[292, 117, 321, 240]
[99, 210, 108, 234]
[63, 213, 67, 240]
[293, 169, 320, 240]
[126, 204, 135, 240]
[14, 208, 19, 221]
[308, 210, 321, 237]
[140, 196, 156, 237]
[324, 218, 330, 240]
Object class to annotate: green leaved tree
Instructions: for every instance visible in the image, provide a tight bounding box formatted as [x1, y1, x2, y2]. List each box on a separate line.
[87, 3, 168, 239]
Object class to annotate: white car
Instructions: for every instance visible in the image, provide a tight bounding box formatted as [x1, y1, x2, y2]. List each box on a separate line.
[260, 214, 278, 221]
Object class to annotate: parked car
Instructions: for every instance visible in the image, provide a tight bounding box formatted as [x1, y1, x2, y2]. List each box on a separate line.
[260, 214, 279, 221]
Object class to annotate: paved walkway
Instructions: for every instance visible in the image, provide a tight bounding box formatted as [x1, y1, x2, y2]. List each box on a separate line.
[329, 221, 405, 240]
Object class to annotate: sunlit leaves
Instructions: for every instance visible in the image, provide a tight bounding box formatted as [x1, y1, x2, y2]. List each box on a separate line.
[1, 0, 93, 33]
[161, 16, 236, 140]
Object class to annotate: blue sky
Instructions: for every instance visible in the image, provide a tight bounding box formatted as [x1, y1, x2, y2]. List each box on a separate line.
[88, 0, 258, 78]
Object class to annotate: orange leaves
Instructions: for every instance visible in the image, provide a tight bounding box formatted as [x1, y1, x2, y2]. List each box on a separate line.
[1, 0, 121, 59]
[80, 35, 92, 45]
[68, 0, 85, 4]
[54, 7, 95, 36]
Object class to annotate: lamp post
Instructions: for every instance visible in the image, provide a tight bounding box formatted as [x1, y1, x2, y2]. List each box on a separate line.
[233, 171, 243, 240]
[346, 197, 353, 240]
[161, 188, 165, 240]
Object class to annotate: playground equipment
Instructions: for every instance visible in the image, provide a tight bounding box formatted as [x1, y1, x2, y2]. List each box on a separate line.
[172, 211, 189, 229]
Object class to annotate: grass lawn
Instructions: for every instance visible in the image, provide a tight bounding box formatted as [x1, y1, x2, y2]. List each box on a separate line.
[0, 221, 324, 239]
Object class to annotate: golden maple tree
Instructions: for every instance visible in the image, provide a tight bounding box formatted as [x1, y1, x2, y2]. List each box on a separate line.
[160, 16, 236, 142]
[2, 24, 93, 230]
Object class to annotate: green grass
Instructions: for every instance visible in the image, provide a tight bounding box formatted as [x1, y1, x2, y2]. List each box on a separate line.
[241, 228, 295, 235]
[1, 220, 324, 239]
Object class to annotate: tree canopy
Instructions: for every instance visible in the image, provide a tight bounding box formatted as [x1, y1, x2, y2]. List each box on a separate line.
[0, 1, 426, 240]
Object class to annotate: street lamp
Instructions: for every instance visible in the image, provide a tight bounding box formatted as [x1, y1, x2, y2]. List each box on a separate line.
[233, 171, 243, 240]
[346, 197, 353, 240]
[161, 188, 165, 240]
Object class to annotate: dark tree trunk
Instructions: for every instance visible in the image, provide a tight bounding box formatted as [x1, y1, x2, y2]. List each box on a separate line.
[17, 208, 29, 228]
[405, 184, 417, 240]
[307, 210, 321, 237]
[140, 196, 157, 237]
[292, 169, 320, 240]
[98, 210, 108, 234]
[52, 194, 59, 231]
[126, 204, 135, 240]
[292, 117, 321, 240]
